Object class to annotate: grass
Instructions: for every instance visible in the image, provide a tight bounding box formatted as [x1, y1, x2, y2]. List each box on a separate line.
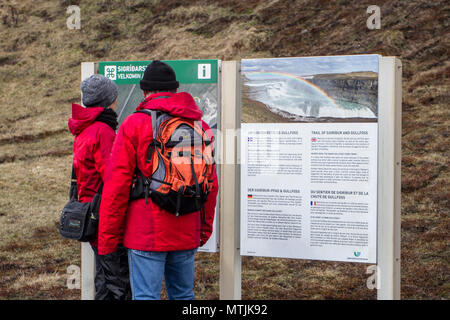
[0, 156, 80, 300]
[0, 0, 448, 300]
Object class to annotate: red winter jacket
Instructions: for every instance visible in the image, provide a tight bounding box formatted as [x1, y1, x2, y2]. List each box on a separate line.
[98, 92, 218, 255]
[68, 103, 116, 246]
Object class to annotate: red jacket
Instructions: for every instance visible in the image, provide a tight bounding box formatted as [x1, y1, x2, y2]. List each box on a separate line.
[98, 92, 218, 255]
[68, 103, 116, 246]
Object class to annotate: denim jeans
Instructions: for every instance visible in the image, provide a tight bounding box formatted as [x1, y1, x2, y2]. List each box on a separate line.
[128, 248, 197, 300]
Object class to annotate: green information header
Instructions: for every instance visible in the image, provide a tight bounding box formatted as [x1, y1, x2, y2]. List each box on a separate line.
[99, 59, 218, 85]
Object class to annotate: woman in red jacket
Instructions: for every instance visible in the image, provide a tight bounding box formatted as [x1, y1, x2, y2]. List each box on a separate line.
[68, 74, 130, 300]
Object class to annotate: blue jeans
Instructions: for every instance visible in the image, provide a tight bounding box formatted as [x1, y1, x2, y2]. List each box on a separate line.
[128, 248, 197, 300]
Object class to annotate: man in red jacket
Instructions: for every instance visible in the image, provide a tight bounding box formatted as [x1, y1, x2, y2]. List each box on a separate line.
[98, 61, 218, 300]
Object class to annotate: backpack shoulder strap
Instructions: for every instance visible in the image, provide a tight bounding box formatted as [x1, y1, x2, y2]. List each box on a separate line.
[134, 109, 159, 139]
[134, 109, 172, 166]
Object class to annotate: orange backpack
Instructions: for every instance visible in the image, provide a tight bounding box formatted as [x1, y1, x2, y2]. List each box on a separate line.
[130, 109, 215, 216]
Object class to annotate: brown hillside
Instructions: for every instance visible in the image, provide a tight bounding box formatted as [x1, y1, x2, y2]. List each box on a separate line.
[0, 0, 448, 299]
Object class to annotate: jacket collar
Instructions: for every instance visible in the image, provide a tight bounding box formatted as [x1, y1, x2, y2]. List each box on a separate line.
[136, 92, 203, 120]
[68, 103, 104, 136]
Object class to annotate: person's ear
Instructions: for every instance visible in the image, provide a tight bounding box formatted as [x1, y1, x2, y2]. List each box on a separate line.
[109, 99, 118, 112]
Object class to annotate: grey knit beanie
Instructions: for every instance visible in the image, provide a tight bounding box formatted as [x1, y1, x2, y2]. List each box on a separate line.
[81, 74, 118, 108]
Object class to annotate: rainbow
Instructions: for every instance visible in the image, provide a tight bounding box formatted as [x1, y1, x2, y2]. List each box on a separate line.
[244, 71, 341, 109]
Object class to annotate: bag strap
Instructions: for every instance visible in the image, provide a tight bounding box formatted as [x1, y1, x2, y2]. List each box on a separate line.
[69, 165, 104, 201]
[69, 165, 78, 201]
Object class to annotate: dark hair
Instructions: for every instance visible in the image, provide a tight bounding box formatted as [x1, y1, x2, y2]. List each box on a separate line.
[143, 88, 177, 96]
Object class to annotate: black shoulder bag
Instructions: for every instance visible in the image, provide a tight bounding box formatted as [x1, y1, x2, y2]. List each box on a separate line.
[59, 166, 103, 242]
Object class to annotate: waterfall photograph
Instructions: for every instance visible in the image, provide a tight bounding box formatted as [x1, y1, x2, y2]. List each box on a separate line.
[242, 55, 379, 123]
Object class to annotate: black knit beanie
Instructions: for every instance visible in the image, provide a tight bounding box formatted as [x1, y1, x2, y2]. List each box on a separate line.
[140, 60, 179, 92]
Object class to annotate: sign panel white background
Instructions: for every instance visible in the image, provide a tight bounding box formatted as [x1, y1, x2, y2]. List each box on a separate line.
[240, 122, 378, 263]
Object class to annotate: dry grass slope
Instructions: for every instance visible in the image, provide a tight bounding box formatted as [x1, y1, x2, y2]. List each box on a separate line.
[0, 0, 448, 299]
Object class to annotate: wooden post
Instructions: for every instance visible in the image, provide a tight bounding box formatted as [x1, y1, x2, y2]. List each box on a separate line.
[80, 62, 96, 301]
[219, 61, 242, 300]
[377, 57, 402, 300]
